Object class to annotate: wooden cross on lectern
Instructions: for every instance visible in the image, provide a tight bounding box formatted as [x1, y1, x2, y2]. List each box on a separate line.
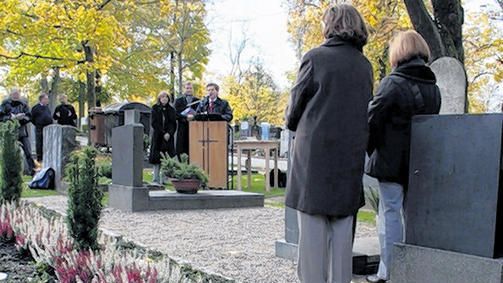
[198, 127, 218, 175]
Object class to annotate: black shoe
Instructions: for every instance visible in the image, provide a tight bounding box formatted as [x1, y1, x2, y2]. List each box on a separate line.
[366, 274, 387, 283]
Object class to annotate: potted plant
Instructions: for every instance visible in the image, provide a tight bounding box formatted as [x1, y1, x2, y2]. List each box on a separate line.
[160, 154, 208, 194]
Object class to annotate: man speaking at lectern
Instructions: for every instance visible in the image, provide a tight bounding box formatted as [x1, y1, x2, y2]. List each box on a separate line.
[196, 83, 233, 122]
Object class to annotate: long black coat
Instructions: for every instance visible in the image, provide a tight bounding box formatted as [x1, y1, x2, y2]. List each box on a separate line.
[174, 95, 199, 155]
[149, 103, 177, 164]
[285, 37, 374, 217]
[365, 58, 441, 186]
[196, 97, 233, 122]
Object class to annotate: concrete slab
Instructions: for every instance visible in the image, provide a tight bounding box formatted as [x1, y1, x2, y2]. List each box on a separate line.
[392, 243, 503, 283]
[147, 190, 264, 210]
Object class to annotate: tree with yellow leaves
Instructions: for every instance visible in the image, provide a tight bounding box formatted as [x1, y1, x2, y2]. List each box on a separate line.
[222, 63, 288, 125]
[285, 0, 411, 84]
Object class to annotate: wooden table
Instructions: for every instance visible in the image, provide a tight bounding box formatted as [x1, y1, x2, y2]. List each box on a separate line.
[235, 140, 279, 192]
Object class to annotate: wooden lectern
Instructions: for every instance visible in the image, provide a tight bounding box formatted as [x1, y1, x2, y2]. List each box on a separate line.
[189, 121, 228, 188]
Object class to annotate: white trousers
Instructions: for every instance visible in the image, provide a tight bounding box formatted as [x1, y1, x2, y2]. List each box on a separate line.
[297, 211, 354, 283]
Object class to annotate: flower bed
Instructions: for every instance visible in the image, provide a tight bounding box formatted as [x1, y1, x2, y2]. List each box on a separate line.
[0, 201, 235, 283]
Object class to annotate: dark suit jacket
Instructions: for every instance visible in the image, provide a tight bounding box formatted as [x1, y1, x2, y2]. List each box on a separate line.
[196, 97, 233, 122]
[174, 95, 200, 155]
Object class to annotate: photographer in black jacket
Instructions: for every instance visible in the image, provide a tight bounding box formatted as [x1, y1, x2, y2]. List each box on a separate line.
[0, 88, 36, 176]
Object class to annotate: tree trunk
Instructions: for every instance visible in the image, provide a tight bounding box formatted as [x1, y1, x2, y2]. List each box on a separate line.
[41, 76, 49, 94]
[169, 51, 176, 102]
[78, 81, 86, 128]
[178, 51, 183, 96]
[84, 43, 96, 109]
[432, 0, 464, 63]
[95, 70, 102, 106]
[48, 67, 60, 113]
[403, 0, 464, 63]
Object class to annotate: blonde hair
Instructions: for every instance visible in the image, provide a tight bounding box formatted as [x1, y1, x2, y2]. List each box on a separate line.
[322, 4, 368, 49]
[157, 90, 170, 104]
[389, 30, 431, 68]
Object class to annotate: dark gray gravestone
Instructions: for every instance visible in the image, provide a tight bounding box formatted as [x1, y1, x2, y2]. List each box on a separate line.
[406, 114, 503, 258]
[111, 123, 143, 187]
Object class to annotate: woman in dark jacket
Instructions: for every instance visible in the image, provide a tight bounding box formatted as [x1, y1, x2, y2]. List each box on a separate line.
[365, 30, 441, 283]
[149, 91, 177, 184]
[285, 4, 373, 283]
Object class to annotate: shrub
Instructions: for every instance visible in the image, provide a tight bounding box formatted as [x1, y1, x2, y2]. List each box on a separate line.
[364, 185, 379, 215]
[96, 157, 112, 179]
[65, 147, 103, 251]
[161, 154, 208, 185]
[0, 120, 23, 204]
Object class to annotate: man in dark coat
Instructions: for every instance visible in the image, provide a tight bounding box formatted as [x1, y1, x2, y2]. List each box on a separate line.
[285, 5, 373, 283]
[174, 82, 199, 156]
[149, 91, 177, 184]
[196, 83, 233, 122]
[0, 88, 36, 176]
[53, 94, 77, 127]
[31, 94, 53, 162]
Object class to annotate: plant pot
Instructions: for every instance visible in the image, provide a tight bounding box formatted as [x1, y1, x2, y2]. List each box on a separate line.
[170, 179, 200, 194]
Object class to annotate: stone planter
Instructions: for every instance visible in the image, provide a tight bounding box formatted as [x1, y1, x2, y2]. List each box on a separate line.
[170, 179, 200, 194]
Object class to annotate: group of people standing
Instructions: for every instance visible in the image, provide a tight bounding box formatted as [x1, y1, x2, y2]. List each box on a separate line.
[285, 4, 441, 283]
[0, 89, 76, 176]
[148, 82, 233, 184]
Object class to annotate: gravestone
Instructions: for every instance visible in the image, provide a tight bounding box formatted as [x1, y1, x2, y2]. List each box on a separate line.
[391, 114, 503, 283]
[43, 125, 78, 190]
[109, 110, 150, 212]
[430, 57, 467, 114]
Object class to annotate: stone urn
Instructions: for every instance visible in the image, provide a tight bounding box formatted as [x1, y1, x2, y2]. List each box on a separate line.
[170, 179, 200, 194]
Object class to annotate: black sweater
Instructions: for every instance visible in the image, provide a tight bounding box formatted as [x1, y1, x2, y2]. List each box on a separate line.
[31, 103, 53, 128]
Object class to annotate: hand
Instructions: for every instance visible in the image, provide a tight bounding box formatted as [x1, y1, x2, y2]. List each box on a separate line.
[55, 112, 60, 117]
[187, 114, 194, 121]
[163, 133, 170, 141]
[15, 113, 25, 119]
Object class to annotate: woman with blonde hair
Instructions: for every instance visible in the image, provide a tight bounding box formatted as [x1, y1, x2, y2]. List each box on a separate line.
[286, 4, 373, 283]
[365, 30, 441, 282]
[149, 91, 177, 184]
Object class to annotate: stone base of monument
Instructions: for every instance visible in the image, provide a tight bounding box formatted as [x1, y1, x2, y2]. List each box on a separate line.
[275, 237, 380, 275]
[391, 243, 503, 283]
[109, 185, 264, 212]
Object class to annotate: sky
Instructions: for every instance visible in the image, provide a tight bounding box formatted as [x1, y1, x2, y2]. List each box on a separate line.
[203, 0, 297, 90]
[204, 0, 502, 91]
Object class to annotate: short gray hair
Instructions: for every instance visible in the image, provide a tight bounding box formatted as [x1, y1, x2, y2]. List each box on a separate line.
[9, 88, 20, 96]
[322, 4, 368, 49]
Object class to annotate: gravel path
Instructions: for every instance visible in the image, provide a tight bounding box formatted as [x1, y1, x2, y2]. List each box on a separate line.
[26, 196, 377, 283]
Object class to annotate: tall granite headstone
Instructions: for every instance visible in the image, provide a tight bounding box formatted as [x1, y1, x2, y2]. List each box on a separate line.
[391, 114, 503, 283]
[43, 125, 78, 190]
[108, 110, 150, 212]
[430, 57, 467, 114]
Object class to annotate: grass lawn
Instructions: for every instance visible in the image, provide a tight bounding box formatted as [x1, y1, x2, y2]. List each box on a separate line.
[21, 176, 59, 198]
[231, 173, 285, 198]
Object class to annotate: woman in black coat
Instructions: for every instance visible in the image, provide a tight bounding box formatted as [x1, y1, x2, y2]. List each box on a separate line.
[285, 5, 373, 283]
[365, 30, 441, 283]
[149, 91, 177, 184]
